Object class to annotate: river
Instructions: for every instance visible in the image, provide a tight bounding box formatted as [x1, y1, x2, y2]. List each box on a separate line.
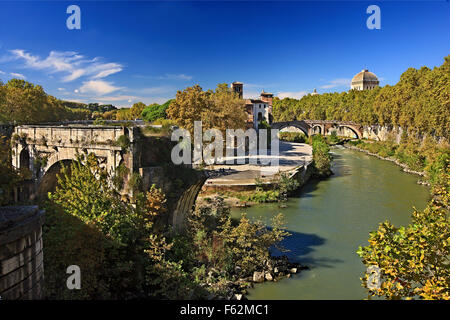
[231, 147, 430, 300]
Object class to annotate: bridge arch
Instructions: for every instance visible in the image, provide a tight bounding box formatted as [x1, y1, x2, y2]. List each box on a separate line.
[271, 120, 310, 137]
[37, 159, 74, 199]
[336, 125, 362, 139]
[311, 125, 323, 135]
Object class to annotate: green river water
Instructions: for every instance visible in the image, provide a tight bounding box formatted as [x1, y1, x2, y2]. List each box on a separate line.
[231, 147, 430, 300]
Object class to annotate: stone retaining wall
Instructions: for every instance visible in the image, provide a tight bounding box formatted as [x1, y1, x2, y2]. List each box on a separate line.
[0, 206, 45, 300]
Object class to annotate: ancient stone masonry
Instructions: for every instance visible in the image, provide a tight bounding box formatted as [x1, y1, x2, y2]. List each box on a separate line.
[11, 124, 135, 200]
[0, 206, 45, 300]
[10, 123, 206, 232]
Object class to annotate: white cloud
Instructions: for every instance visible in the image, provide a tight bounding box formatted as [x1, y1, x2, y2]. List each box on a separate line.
[57, 87, 66, 91]
[0, 70, 5, 75]
[158, 73, 192, 81]
[277, 91, 308, 99]
[79, 80, 122, 96]
[10, 49, 123, 82]
[320, 78, 351, 89]
[10, 72, 26, 79]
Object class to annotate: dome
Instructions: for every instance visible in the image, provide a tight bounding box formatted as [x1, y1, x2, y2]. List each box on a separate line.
[351, 69, 379, 90]
[352, 69, 379, 83]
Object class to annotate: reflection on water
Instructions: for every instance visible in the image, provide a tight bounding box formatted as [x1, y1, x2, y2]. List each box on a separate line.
[231, 148, 429, 300]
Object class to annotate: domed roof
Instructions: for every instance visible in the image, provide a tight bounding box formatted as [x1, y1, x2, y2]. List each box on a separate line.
[351, 69, 379, 83]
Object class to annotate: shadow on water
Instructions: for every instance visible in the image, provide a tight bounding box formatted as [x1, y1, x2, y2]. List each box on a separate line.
[272, 229, 344, 269]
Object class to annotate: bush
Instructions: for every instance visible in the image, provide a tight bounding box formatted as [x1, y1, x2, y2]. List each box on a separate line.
[238, 190, 280, 203]
[115, 134, 130, 150]
[311, 135, 332, 177]
[277, 172, 300, 201]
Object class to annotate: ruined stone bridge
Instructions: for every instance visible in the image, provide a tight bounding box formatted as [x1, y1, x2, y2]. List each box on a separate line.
[10, 124, 205, 231]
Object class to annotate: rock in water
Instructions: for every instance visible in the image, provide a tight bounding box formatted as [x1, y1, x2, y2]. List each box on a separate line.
[265, 273, 273, 281]
[253, 271, 265, 283]
[290, 268, 297, 274]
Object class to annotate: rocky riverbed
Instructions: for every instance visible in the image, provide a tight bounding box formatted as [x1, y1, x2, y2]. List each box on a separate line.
[207, 255, 308, 300]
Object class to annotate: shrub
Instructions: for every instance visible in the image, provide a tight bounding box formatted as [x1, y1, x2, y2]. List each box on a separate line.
[115, 134, 130, 151]
[311, 135, 332, 177]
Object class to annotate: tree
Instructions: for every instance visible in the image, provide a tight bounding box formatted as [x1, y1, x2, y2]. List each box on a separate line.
[166, 83, 246, 136]
[142, 99, 174, 122]
[357, 167, 449, 300]
[311, 135, 332, 177]
[115, 102, 147, 120]
[272, 55, 450, 140]
[46, 152, 178, 299]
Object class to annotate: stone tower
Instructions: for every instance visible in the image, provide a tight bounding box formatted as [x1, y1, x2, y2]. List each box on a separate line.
[231, 82, 243, 99]
[260, 90, 274, 106]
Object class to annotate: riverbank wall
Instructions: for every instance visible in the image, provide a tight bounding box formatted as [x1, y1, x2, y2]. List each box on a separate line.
[198, 163, 315, 208]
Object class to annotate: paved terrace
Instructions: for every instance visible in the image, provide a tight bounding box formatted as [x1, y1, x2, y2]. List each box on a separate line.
[204, 141, 312, 186]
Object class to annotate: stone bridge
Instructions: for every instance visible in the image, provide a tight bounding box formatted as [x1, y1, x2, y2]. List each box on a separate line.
[271, 120, 364, 139]
[10, 124, 205, 231]
[12, 125, 132, 200]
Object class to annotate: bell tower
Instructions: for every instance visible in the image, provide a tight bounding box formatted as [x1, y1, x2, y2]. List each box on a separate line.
[231, 82, 243, 99]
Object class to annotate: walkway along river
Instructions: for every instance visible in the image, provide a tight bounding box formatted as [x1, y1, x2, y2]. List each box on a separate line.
[231, 147, 430, 299]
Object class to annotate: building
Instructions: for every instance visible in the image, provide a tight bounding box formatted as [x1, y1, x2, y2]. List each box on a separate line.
[231, 82, 273, 129]
[311, 88, 319, 95]
[351, 69, 379, 90]
[231, 81, 243, 99]
[245, 98, 271, 128]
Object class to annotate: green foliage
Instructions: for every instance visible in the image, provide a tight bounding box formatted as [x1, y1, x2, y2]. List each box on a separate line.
[277, 171, 300, 200]
[357, 175, 449, 300]
[44, 153, 179, 299]
[141, 99, 174, 122]
[186, 197, 291, 279]
[115, 134, 130, 151]
[349, 137, 449, 186]
[238, 189, 280, 203]
[219, 212, 291, 275]
[115, 102, 147, 120]
[279, 132, 307, 143]
[326, 131, 341, 144]
[166, 83, 247, 136]
[273, 55, 450, 139]
[311, 135, 332, 177]
[0, 135, 21, 205]
[93, 118, 107, 125]
[0, 79, 91, 124]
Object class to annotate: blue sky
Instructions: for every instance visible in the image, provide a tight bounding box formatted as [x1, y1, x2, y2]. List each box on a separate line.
[0, 1, 449, 107]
